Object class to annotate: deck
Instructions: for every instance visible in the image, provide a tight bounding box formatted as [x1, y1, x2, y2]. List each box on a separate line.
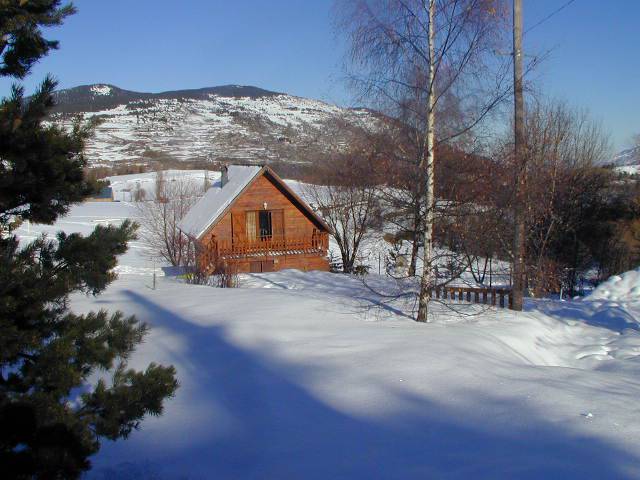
[200, 232, 329, 272]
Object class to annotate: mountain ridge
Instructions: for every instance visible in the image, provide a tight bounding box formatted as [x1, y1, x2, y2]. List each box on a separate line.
[49, 83, 378, 167]
[611, 145, 640, 167]
[51, 83, 284, 113]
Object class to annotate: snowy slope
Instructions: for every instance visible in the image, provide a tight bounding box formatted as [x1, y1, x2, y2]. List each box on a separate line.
[50, 84, 378, 166]
[612, 145, 640, 168]
[12, 199, 640, 479]
[589, 268, 640, 303]
[610, 145, 640, 174]
[74, 271, 640, 479]
[106, 169, 217, 202]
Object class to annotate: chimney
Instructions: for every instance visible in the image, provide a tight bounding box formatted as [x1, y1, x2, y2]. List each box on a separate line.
[221, 164, 229, 187]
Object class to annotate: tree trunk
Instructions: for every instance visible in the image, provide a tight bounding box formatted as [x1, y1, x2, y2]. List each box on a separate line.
[408, 204, 421, 276]
[339, 244, 353, 274]
[416, 0, 436, 323]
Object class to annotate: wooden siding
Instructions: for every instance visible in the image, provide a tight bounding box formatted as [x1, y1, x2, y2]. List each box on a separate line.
[231, 212, 245, 240]
[229, 253, 329, 273]
[199, 173, 329, 273]
[271, 209, 284, 239]
[202, 174, 320, 245]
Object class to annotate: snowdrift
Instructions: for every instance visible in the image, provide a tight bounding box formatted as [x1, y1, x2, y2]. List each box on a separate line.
[589, 268, 640, 302]
[11, 195, 640, 479]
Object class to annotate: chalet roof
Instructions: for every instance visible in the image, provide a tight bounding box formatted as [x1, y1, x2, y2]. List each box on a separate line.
[178, 165, 330, 240]
[178, 165, 262, 239]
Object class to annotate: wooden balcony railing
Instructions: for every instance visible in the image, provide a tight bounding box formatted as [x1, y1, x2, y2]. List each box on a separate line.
[199, 232, 329, 271]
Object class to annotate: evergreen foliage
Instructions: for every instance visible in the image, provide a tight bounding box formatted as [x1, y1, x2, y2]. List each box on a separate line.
[0, 0, 76, 78]
[0, 2, 178, 478]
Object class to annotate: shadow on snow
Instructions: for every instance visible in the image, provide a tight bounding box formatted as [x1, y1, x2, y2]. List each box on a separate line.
[88, 290, 639, 480]
[532, 298, 639, 334]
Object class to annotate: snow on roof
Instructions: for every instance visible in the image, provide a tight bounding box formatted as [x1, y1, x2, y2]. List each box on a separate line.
[178, 165, 262, 239]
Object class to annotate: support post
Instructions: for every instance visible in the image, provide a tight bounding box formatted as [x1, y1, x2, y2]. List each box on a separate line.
[511, 0, 526, 311]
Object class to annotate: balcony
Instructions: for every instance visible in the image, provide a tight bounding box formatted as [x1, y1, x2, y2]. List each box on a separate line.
[200, 232, 329, 270]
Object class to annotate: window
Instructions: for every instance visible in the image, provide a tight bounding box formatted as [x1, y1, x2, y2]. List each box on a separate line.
[259, 210, 272, 239]
[245, 209, 284, 241]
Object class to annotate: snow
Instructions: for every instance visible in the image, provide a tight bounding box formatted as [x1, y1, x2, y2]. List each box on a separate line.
[107, 169, 216, 202]
[51, 93, 377, 165]
[589, 268, 640, 303]
[71, 272, 640, 479]
[616, 165, 640, 175]
[610, 146, 640, 174]
[90, 84, 112, 96]
[178, 165, 261, 238]
[11, 191, 640, 479]
[611, 145, 640, 168]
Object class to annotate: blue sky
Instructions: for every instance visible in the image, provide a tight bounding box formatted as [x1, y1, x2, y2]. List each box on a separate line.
[4, 0, 637, 150]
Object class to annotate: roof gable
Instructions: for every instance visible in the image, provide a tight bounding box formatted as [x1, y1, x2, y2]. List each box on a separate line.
[178, 165, 329, 239]
[260, 168, 330, 232]
[178, 165, 261, 238]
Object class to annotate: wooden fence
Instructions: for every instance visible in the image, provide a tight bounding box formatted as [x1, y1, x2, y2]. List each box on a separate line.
[433, 286, 513, 309]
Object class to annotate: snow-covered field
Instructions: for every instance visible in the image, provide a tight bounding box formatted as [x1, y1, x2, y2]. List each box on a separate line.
[14, 195, 640, 479]
[106, 169, 216, 202]
[615, 165, 640, 176]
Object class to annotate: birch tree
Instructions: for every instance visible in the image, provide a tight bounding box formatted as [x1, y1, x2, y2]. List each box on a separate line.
[336, 0, 510, 321]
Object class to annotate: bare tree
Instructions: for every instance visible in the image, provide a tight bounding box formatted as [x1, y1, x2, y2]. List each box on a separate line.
[336, 0, 511, 321]
[182, 245, 239, 287]
[526, 102, 610, 294]
[485, 99, 612, 295]
[416, 0, 437, 321]
[304, 141, 382, 274]
[137, 172, 203, 267]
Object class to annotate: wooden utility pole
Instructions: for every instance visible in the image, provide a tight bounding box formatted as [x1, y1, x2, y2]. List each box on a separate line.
[511, 0, 525, 311]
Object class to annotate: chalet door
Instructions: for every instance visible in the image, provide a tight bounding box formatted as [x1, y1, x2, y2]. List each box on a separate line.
[249, 261, 262, 273]
[262, 260, 275, 272]
[245, 209, 284, 241]
[249, 260, 275, 273]
[258, 210, 272, 240]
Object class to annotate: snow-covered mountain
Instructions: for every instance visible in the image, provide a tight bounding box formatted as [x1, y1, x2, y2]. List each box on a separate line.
[610, 145, 640, 174]
[50, 84, 378, 167]
[612, 145, 640, 167]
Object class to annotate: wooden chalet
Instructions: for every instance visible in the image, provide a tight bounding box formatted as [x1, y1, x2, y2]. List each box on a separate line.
[179, 165, 330, 274]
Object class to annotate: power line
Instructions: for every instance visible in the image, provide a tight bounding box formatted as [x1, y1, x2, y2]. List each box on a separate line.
[524, 0, 577, 35]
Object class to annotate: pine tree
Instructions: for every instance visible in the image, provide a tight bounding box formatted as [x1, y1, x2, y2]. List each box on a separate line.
[0, 3, 178, 477]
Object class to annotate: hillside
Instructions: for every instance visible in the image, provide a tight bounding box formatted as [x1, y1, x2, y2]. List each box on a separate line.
[50, 84, 378, 167]
[12, 191, 640, 479]
[612, 145, 640, 168]
[609, 145, 640, 175]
